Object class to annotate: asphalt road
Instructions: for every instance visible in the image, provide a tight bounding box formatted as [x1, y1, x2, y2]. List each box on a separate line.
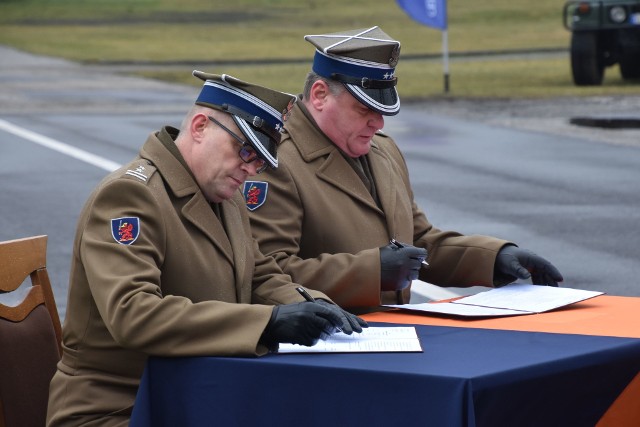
[1, 46, 639, 320]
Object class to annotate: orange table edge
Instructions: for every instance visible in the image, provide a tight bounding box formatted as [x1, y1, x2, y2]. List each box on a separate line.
[361, 295, 640, 339]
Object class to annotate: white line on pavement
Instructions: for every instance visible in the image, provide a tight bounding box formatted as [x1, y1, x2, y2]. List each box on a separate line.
[0, 118, 121, 172]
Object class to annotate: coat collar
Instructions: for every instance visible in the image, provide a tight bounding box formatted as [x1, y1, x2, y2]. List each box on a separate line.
[283, 102, 396, 221]
[139, 128, 237, 265]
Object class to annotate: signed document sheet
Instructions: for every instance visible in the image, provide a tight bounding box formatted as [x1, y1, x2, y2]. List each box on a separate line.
[277, 326, 422, 354]
[386, 283, 604, 318]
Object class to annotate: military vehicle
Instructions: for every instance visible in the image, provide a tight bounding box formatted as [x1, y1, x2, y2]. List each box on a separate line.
[563, 1, 640, 85]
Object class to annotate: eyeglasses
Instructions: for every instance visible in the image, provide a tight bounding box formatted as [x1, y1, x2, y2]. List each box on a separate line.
[207, 115, 268, 174]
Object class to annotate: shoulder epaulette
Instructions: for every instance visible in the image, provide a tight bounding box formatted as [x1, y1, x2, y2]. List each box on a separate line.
[122, 160, 157, 184]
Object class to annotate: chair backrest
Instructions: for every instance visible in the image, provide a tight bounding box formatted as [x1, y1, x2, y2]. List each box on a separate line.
[0, 235, 63, 427]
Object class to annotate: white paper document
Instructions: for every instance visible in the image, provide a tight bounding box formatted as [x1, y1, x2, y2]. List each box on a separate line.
[385, 283, 604, 318]
[277, 326, 422, 353]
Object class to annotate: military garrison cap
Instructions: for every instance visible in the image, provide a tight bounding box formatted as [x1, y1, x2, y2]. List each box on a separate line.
[305, 26, 401, 116]
[193, 71, 296, 169]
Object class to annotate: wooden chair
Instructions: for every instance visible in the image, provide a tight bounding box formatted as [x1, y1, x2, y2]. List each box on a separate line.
[0, 235, 63, 427]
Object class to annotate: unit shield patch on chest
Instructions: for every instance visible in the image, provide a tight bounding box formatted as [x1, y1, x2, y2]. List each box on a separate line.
[111, 217, 140, 245]
[243, 181, 268, 211]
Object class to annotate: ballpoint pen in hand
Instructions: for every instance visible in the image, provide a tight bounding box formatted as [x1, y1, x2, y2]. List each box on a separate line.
[296, 286, 316, 303]
[296, 287, 343, 332]
[390, 239, 429, 266]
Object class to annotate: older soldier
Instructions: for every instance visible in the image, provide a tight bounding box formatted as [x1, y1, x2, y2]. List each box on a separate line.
[47, 72, 366, 427]
[246, 27, 563, 309]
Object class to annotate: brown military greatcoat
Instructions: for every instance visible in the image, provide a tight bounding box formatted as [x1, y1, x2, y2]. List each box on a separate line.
[47, 128, 320, 427]
[248, 103, 510, 308]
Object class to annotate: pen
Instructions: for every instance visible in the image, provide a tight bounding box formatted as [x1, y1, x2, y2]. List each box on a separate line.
[296, 286, 316, 303]
[390, 238, 403, 248]
[296, 287, 342, 332]
[390, 239, 429, 267]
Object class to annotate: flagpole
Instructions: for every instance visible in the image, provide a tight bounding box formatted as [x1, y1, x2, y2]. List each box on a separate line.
[442, 28, 450, 93]
[395, 0, 449, 91]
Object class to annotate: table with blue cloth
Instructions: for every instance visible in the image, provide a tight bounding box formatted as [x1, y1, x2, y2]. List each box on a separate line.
[130, 296, 640, 427]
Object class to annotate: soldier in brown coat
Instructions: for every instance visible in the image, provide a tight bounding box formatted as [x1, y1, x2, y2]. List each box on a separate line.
[46, 72, 365, 427]
[247, 27, 563, 309]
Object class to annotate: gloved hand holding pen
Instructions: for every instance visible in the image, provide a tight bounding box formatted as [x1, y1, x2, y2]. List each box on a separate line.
[259, 288, 367, 350]
[379, 240, 428, 292]
[296, 287, 367, 335]
[260, 302, 341, 348]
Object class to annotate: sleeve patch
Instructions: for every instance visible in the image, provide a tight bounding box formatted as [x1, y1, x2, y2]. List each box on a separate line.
[243, 181, 268, 211]
[111, 217, 140, 245]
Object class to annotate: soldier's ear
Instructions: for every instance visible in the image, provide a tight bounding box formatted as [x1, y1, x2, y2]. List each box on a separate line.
[190, 113, 209, 141]
[309, 80, 330, 111]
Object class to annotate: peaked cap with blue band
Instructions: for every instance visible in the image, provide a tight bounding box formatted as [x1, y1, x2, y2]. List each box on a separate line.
[305, 26, 401, 116]
[193, 71, 296, 169]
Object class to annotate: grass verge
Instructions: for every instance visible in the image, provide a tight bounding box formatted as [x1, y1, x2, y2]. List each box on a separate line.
[1, 0, 639, 98]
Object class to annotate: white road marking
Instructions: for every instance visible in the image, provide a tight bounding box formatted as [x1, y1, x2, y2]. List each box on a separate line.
[0, 118, 121, 172]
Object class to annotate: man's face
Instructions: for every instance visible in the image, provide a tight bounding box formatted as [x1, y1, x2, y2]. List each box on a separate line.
[315, 86, 385, 158]
[191, 114, 262, 203]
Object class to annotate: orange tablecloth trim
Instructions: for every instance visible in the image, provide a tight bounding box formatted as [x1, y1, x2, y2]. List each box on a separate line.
[361, 295, 640, 338]
[597, 372, 640, 426]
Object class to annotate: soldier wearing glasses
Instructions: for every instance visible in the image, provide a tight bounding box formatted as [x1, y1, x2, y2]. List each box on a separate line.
[47, 72, 365, 427]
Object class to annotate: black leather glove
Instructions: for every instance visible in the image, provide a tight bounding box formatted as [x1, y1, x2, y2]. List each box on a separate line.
[379, 241, 428, 291]
[260, 302, 344, 349]
[315, 300, 368, 334]
[494, 245, 564, 287]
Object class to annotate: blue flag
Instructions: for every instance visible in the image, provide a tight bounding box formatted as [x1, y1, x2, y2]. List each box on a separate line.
[396, 0, 448, 30]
